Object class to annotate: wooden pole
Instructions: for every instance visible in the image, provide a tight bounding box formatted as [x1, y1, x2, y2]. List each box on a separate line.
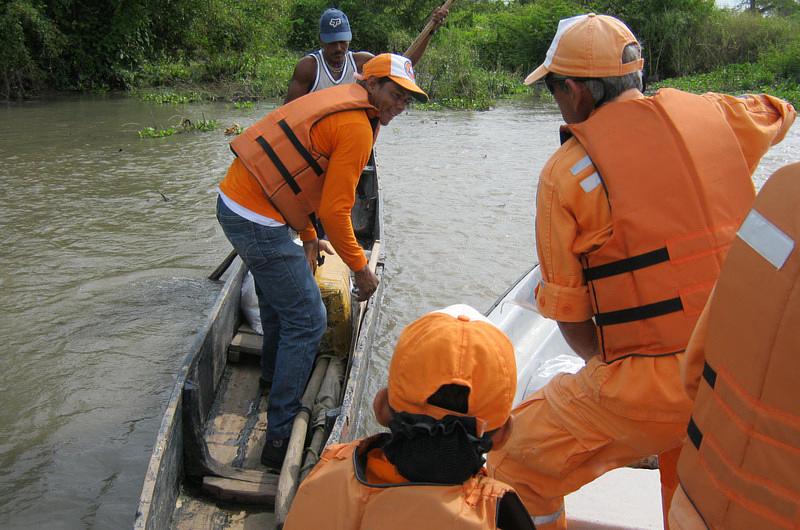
[274, 357, 330, 525]
[403, 0, 455, 61]
[299, 357, 345, 483]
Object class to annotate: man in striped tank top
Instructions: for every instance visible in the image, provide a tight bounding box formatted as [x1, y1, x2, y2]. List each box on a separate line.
[285, 7, 447, 103]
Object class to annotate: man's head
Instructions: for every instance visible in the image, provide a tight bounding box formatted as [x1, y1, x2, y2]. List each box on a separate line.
[526, 13, 644, 123]
[380, 305, 516, 435]
[319, 8, 352, 66]
[356, 53, 428, 126]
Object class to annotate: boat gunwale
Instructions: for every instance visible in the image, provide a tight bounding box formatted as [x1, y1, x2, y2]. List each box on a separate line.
[135, 166, 384, 528]
[134, 258, 246, 529]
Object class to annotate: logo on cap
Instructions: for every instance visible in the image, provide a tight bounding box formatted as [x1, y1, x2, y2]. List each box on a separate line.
[404, 60, 415, 81]
[328, 17, 342, 29]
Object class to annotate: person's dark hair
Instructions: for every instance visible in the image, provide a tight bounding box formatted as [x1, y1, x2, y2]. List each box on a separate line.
[382, 384, 496, 484]
[545, 43, 643, 107]
[357, 76, 392, 88]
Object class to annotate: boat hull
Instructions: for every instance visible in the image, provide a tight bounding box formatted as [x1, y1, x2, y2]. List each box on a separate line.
[135, 161, 383, 529]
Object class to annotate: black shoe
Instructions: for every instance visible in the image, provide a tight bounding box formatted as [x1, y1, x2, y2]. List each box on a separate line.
[261, 437, 289, 470]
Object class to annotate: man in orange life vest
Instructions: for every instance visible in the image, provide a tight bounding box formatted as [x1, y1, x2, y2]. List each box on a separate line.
[216, 53, 427, 470]
[487, 13, 796, 530]
[669, 162, 800, 530]
[284, 305, 535, 530]
[285, 6, 448, 103]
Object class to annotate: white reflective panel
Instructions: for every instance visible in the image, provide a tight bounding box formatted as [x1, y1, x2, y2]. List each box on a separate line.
[738, 209, 795, 270]
[570, 155, 593, 175]
[580, 172, 601, 193]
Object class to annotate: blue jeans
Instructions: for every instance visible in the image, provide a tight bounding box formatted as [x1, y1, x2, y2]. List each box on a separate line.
[216, 197, 326, 440]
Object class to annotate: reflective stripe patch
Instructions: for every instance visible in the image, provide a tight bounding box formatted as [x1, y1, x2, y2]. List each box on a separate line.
[532, 505, 564, 526]
[580, 172, 601, 193]
[738, 209, 795, 270]
[570, 156, 593, 175]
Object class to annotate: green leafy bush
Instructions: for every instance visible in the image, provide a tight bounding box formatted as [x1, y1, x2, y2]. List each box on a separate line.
[0, 0, 65, 98]
[2, 0, 798, 107]
[469, 0, 580, 74]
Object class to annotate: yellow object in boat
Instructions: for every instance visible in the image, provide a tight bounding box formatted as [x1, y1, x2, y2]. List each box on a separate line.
[315, 251, 352, 357]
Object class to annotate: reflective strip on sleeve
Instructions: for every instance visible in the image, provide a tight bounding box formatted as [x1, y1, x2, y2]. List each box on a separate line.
[580, 172, 601, 193]
[737, 209, 795, 270]
[570, 155, 593, 175]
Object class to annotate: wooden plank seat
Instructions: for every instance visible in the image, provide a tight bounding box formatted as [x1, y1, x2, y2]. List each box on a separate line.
[202, 473, 278, 505]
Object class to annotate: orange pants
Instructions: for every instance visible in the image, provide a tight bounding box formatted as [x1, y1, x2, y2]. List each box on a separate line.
[489, 355, 693, 529]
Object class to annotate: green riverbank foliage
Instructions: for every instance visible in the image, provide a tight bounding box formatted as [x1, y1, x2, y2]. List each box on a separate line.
[2, 0, 799, 106]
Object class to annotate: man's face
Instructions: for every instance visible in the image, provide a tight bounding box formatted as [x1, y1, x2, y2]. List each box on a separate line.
[366, 78, 413, 126]
[320, 40, 350, 67]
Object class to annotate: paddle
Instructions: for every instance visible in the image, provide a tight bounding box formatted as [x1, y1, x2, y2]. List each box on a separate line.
[403, 0, 455, 60]
[208, 248, 238, 281]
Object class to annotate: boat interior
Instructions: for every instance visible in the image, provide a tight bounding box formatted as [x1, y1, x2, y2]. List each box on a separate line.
[156, 163, 381, 529]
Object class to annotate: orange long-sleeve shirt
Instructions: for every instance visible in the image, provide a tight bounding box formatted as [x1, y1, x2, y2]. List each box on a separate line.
[535, 91, 796, 322]
[219, 109, 375, 271]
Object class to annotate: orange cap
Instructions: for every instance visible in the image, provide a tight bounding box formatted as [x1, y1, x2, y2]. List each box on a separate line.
[387, 305, 516, 433]
[356, 53, 429, 103]
[524, 13, 643, 85]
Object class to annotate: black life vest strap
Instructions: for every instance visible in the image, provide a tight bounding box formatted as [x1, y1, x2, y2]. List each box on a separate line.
[687, 416, 703, 450]
[277, 119, 324, 176]
[685, 364, 718, 452]
[255, 136, 301, 194]
[584, 247, 670, 281]
[595, 297, 683, 326]
[702, 361, 717, 389]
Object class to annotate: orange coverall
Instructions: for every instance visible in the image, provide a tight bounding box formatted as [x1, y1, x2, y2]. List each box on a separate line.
[489, 91, 795, 529]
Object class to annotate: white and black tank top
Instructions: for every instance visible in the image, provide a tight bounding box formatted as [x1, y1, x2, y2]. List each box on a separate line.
[308, 50, 358, 92]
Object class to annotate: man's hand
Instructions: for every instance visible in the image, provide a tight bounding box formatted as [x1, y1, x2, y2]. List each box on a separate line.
[430, 5, 449, 30]
[353, 264, 379, 302]
[318, 239, 334, 256]
[303, 238, 334, 275]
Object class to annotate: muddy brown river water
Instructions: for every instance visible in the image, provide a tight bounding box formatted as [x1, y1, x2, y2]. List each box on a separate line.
[1, 94, 796, 528]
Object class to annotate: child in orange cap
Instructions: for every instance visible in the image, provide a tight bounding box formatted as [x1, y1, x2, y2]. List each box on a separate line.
[283, 305, 535, 530]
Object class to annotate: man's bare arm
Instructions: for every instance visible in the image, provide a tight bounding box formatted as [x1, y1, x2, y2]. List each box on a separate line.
[557, 319, 599, 362]
[352, 51, 375, 72]
[285, 56, 318, 103]
[404, 6, 449, 65]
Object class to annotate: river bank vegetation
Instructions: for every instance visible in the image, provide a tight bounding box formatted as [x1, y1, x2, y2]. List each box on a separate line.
[2, 0, 798, 107]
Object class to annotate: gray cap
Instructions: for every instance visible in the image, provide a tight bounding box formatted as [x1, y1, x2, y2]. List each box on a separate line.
[319, 8, 352, 43]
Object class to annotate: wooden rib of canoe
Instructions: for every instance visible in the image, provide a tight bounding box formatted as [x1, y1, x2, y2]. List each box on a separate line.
[134, 160, 383, 530]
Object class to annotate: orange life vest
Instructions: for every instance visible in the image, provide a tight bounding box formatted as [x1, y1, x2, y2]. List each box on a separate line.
[674, 162, 800, 530]
[569, 88, 755, 363]
[229, 83, 377, 231]
[283, 436, 533, 530]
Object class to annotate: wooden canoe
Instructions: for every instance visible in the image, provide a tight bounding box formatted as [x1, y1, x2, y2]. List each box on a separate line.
[134, 159, 384, 529]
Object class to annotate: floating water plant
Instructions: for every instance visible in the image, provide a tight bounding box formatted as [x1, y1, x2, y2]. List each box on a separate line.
[137, 114, 217, 139]
[138, 126, 178, 138]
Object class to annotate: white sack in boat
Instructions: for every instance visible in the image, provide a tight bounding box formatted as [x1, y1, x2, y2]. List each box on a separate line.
[241, 271, 263, 335]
